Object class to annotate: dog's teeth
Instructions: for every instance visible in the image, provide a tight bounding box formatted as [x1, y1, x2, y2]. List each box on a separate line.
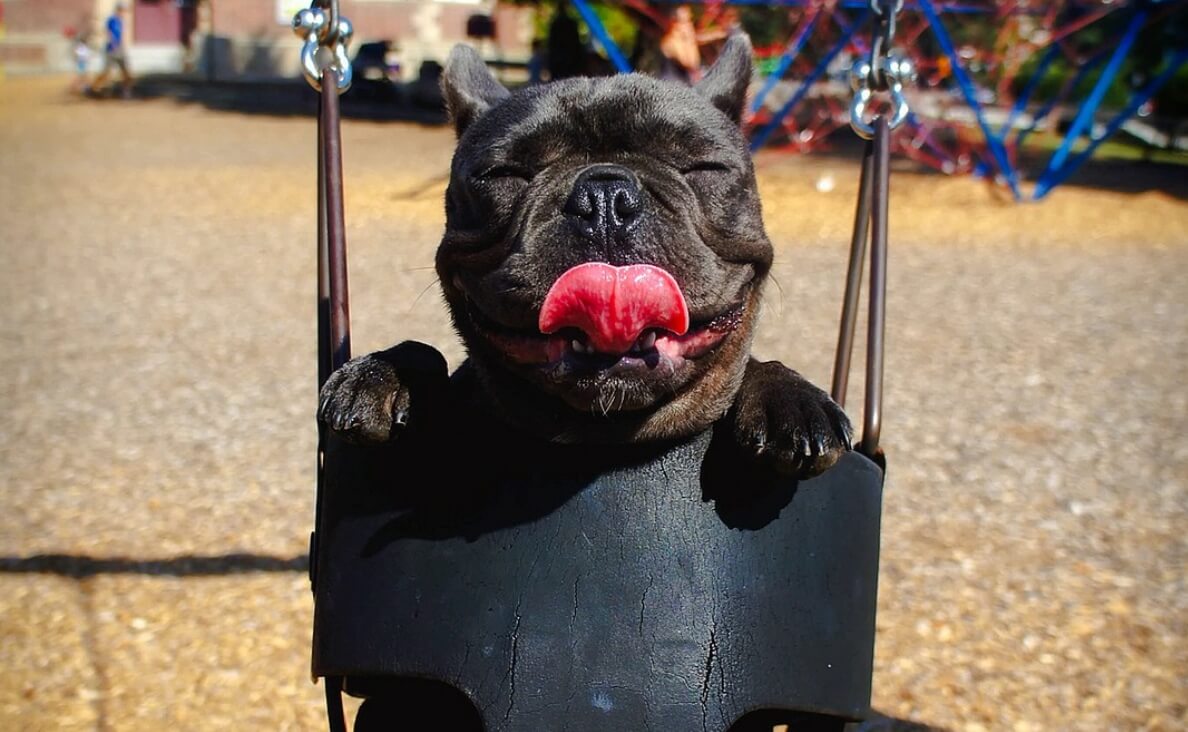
[571, 339, 587, 354]
[637, 331, 657, 351]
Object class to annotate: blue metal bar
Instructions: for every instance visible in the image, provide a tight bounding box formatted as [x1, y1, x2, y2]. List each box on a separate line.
[569, 0, 632, 73]
[999, 42, 1060, 138]
[1035, 7, 1148, 188]
[1034, 47, 1188, 200]
[917, 0, 1021, 199]
[749, 9, 867, 151]
[749, 11, 822, 115]
[1014, 46, 1110, 149]
[827, 3, 866, 45]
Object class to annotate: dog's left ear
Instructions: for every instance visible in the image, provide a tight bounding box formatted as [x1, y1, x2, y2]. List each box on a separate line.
[694, 32, 753, 125]
[442, 44, 510, 137]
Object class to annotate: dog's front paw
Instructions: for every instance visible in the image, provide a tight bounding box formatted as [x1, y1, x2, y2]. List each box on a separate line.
[317, 342, 448, 444]
[730, 359, 853, 479]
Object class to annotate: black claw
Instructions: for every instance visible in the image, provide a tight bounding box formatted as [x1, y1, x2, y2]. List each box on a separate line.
[751, 432, 767, 454]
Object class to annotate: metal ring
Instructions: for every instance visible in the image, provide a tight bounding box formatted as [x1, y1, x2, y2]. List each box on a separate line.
[331, 42, 353, 91]
[849, 84, 909, 139]
[294, 6, 353, 93]
[293, 2, 351, 93]
[886, 83, 909, 130]
[850, 88, 876, 139]
[300, 38, 353, 92]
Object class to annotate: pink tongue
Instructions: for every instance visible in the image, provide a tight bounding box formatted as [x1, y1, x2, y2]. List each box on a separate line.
[539, 263, 689, 354]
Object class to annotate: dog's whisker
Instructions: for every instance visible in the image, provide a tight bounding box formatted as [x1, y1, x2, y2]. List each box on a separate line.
[759, 274, 785, 318]
[408, 278, 441, 313]
[767, 272, 785, 297]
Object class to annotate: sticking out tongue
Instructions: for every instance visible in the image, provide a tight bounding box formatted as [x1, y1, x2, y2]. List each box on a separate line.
[539, 263, 690, 354]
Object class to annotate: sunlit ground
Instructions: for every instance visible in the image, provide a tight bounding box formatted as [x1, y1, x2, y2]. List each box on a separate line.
[1, 75, 1185, 730]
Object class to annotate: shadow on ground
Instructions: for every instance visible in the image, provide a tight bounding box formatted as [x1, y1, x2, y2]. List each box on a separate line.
[0, 552, 308, 577]
[129, 73, 449, 125]
[858, 714, 947, 731]
[771, 132, 1188, 200]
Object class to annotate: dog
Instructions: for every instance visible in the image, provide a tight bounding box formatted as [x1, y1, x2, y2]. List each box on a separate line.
[318, 34, 851, 480]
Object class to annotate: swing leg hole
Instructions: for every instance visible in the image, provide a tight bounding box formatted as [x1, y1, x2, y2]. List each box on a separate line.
[347, 678, 483, 731]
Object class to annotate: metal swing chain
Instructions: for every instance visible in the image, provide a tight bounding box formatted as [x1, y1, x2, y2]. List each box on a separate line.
[291, 0, 354, 386]
[849, 0, 913, 140]
[293, 0, 354, 93]
[294, 3, 353, 731]
[833, 0, 912, 461]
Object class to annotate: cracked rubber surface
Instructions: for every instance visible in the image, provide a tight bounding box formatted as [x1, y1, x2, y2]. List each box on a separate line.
[313, 419, 883, 731]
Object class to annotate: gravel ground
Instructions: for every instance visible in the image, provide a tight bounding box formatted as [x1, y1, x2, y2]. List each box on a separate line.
[1, 76, 1185, 731]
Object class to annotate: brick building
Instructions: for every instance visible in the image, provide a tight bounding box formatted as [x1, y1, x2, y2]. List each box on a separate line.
[0, 0, 533, 80]
[0, 0, 97, 72]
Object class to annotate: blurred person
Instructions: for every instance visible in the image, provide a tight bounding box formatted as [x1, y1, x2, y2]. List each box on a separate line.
[68, 28, 92, 95]
[90, 3, 133, 99]
[547, 1, 583, 80]
[658, 5, 700, 83]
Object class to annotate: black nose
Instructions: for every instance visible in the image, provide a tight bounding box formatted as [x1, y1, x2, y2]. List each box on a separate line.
[564, 164, 643, 246]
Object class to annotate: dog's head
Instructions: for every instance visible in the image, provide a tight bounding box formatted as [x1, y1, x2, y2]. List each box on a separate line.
[435, 35, 773, 442]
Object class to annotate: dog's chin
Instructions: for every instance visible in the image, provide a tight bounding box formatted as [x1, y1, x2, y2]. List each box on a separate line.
[455, 292, 749, 416]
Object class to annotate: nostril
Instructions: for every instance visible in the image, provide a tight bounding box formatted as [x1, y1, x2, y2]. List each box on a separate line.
[612, 189, 641, 224]
[564, 185, 598, 220]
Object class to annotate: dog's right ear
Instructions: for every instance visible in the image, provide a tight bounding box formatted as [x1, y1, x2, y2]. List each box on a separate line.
[442, 45, 510, 137]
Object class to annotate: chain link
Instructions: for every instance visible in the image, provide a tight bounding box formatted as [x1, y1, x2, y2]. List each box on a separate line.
[850, 1, 913, 139]
[292, 0, 353, 93]
[869, 0, 904, 16]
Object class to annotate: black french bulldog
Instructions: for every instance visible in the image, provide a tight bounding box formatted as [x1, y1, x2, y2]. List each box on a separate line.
[319, 34, 851, 479]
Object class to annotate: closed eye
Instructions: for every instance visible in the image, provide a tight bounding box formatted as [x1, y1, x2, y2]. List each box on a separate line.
[476, 164, 534, 182]
[680, 161, 733, 175]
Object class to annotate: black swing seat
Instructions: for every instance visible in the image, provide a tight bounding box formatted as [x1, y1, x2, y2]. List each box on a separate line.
[311, 382, 884, 732]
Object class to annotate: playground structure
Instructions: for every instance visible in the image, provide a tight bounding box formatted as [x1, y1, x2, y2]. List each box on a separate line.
[570, 0, 1188, 199]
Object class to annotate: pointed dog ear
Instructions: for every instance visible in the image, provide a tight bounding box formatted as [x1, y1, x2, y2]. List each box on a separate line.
[694, 33, 753, 125]
[441, 45, 511, 136]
